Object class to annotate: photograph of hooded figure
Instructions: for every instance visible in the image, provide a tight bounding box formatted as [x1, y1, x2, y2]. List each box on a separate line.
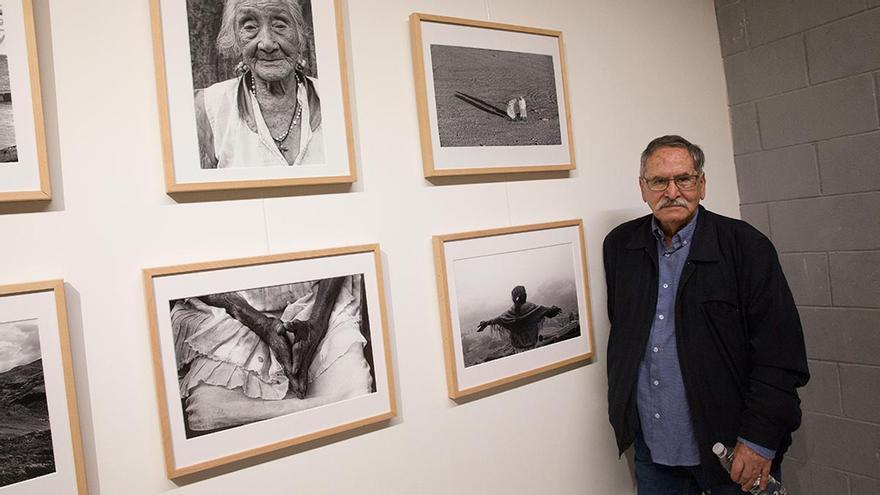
[452, 243, 581, 367]
[188, 0, 324, 169]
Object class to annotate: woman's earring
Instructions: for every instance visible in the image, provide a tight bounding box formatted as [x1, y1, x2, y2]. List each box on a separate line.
[234, 61, 249, 75]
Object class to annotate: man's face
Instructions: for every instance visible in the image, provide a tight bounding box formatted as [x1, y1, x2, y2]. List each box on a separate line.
[639, 146, 706, 234]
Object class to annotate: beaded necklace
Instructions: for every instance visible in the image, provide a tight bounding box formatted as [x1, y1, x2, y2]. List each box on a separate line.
[248, 72, 303, 153]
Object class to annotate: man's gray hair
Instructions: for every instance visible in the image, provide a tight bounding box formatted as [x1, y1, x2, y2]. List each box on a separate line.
[216, 0, 308, 60]
[639, 135, 705, 176]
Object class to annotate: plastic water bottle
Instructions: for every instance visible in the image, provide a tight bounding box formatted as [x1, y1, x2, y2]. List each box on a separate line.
[712, 443, 787, 495]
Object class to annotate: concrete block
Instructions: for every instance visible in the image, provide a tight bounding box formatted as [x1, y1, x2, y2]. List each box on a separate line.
[851, 475, 880, 495]
[779, 456, 811, 495]
[730, 103, 762, 154]
[779, 253, 831, 306]
[735, 145, 819, 203]
[724, 35, 808, 104]
[806, 8, 880, 83]
[769, 193, 880, 252]
[758, 75, 879, 149]
[830, 251, 880, 307]
[818, 131, 880, 195]
[810, 466, 850, 495]
[799, 307, 880, 365]
[717, 1, 748, 56]
[739, 203, 770, 237]
[870, 0, 880, 7]
[801, 412, 880, 478]
[744, 0, 864, 46]
[840, 364, 880, 423]
[800, 361, 842, 415]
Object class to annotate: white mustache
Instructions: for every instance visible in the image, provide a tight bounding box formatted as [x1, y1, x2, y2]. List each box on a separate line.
[657, 198, 688, 208]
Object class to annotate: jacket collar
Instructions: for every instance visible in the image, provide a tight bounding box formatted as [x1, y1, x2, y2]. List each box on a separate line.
[625, 205, 720, 262]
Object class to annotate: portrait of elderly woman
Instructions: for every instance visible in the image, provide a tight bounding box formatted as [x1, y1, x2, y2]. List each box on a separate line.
[169, 274, 376, 437]
[189, 0, 324, 169]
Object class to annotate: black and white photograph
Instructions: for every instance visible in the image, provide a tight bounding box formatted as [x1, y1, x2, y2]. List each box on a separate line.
[434, 221, 594, 398]
[153, 0, 356, 192]
[169, 274, 376, 438]
[431, 45, 561, 148]
[0, 3, 19, 165]
[411, 14, 575, 177]
[145, 246, 395, 477]
[0, 281, 87, 494]
[0, 0, 49, 203]
[0, 318, 55, 488]
[453, 244, 581, 368]
[187, 0, 324, 169]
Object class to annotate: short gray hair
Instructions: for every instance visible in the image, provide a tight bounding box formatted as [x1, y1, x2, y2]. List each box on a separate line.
[639, 135, 705, 176]
[216, 0, 309, 61]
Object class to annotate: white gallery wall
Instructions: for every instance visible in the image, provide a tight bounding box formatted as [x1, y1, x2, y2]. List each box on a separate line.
[0, 0, 739, 494]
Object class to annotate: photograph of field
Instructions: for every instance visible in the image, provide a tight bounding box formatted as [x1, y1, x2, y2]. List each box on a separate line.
[452, 242, 580, 367]
[430, 44, 561, 148]
[0, 318, 55, 488]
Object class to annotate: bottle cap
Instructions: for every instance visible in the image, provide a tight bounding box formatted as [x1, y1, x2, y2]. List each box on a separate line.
[712, 443, 726, 457]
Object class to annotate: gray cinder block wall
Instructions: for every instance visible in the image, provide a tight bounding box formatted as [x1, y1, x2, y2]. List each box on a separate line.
[714, 1, 880, 494]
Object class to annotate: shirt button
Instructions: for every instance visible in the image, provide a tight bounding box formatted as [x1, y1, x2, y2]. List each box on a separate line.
[683, 240, 688, 245]
[663, 283, 669, 289]
[654, 413, 661, 419]
[658, 314, 665, 320]
[653, 346, 660, 353]
[664, 253, 671, 257]
[653, 380, 659, 386]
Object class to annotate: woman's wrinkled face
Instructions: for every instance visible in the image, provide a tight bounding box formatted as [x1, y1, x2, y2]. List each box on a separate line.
[235, 0, 300, 82]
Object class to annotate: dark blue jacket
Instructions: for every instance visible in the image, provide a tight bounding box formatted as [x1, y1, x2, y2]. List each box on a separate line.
[603, 206, 809, 486]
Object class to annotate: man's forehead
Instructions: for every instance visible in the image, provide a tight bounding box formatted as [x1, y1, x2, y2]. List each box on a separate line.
[645, 147, 695, 171]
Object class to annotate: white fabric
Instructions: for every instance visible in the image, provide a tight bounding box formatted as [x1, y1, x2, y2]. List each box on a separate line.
[172, 275, 367, 401]
[203, 75, 324, 168]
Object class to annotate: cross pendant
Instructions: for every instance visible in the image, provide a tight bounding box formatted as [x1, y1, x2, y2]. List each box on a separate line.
[277, 144, 288, 153]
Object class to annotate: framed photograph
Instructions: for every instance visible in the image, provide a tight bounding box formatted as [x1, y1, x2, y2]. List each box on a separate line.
[144, 245, 396, 477]
[0, 280, 87, 494]
[151, 0, 356, 193]
[410, 13, 575, 177]
[433, 220, 594, 398]
[0, 0, 49, 202]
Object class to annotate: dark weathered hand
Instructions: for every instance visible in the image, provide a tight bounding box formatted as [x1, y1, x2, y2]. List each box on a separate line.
[730, 441, 772, 492]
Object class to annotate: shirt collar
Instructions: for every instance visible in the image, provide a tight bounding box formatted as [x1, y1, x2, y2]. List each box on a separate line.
[652, 208, 699, 251]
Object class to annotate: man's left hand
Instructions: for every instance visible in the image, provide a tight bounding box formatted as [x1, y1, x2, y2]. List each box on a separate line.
[729, 441, 771, 492]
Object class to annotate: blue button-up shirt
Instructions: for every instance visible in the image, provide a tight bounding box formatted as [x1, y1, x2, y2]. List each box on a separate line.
[637, 210, 775, 465]
[636, 210, 700, 465]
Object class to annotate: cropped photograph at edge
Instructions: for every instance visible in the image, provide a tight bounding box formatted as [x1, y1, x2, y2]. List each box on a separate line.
[453, 243, 581, 368]
[168, 274, 376, 439]
[187, 0, 324, 169]
[430, 44, 561, 148]
[0, 3, 18, 164]
[0, 319, 56, 488]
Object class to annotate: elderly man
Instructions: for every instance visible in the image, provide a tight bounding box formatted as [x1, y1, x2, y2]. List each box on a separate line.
[603, 135, 809, 494]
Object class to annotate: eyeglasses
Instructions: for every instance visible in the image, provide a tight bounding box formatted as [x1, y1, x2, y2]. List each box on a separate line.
[641, 173, 702, 192]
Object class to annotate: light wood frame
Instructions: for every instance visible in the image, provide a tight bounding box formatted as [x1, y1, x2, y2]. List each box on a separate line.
[143, 244, 396, 478]
[410, 13, 576, 177]
[433, 220, 594, 399]
[0, 0, 50, 202]
[0, 280, 88, 494]
[150, 0, 357, 193]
